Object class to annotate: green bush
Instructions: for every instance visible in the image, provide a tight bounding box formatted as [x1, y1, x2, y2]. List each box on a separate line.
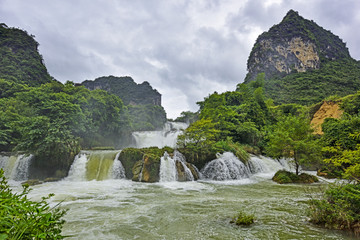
[0, 169, 67, 239]
[308, 183, 360, 235]
[230, 210, 255, 226]
[272, 170, 319, 184]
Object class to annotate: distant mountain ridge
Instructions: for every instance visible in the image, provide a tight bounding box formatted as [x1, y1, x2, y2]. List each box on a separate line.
[82, 76, 161, 106]
[81, 76, 167, 131]
[244, 10, 360, 105]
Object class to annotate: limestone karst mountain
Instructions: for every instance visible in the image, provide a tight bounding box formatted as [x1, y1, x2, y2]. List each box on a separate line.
[244, 10, 360, 105]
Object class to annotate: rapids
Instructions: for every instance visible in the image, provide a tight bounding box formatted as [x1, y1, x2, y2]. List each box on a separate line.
[10, 174, 354, 239]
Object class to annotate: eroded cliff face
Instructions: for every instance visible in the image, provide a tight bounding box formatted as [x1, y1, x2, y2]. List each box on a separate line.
[249, 37, 320, 79]
[311, 101, 343, 135]
[245, 10, 350, 82]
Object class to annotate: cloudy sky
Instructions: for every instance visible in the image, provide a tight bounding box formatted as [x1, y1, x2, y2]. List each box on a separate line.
[1, 0, 359, 118]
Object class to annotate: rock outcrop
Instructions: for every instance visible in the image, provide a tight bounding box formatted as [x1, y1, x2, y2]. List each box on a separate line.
[311, 101, 343, 134]
[245, 10, 350, 82]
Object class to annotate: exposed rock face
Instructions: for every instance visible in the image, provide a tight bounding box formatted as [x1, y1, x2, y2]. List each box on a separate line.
[82, 76, 161, 106]
[311, 101, 343, 134]
[245, 10, 350, 82]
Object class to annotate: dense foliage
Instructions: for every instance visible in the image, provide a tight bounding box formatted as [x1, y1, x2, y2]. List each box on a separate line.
[0, 169, 67, 239]
[0, 80, 131, 178]
[309, 183, 360, 235]
[177, 75, 269, 168]
[265, 114, 321, 175]
[0, 24, 52, 86]
[264, 59, 360, 106]
[82, 76, 166, 131]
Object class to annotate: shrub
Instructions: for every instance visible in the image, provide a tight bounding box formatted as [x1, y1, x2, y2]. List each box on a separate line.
[272, 170, 319, 184]
[230, 210, 255, 226]
[308, 183, 360, 236]
[0, 169, 67, 239]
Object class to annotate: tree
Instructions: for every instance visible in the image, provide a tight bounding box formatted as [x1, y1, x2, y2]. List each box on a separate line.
[266, 115, 321, 175]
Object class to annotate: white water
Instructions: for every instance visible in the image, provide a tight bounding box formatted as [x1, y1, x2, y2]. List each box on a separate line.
[201, 152, 290, 181]
[159, 152, 177, 182]
[132, 122, 188, 148]
[0, 154, 33, 181]
[66, 151, 125, 181]
[159, 150, 195, 182]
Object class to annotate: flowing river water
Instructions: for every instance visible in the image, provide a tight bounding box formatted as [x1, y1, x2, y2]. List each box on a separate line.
[9, 174, 356, 240]
[3, 122, 357, 239]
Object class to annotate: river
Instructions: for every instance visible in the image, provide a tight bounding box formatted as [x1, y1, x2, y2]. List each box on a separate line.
[8, 173, 355, 240]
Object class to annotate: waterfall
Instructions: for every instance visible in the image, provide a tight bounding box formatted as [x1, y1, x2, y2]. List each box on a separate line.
[112, 152, 125, 179]
[201, 152, 251, 180]
[0, 154, 33, 181]
[160, 152, 177, 182]
[200, 152, 290, 181]
[159, 150, 195, 182]
[66, 150, 125, 181]
[132, 122, 188, 148]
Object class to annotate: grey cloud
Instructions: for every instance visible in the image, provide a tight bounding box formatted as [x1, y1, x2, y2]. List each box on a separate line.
[0, 0, 359, 118]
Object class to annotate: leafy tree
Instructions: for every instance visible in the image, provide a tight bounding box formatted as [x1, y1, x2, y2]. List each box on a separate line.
[266, 114, 321, 175]
[177, 119, 221, 168]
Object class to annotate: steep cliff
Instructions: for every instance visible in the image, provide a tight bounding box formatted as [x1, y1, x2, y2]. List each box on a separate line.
[0, 23, 52, 86]
[244, 10, 360, 106]
[245, 10, 350, 82]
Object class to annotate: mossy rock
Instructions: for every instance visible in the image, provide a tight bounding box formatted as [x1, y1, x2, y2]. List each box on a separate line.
[119, 148, 144, 179]
[132, 160, 144, 181]
[121, 146, 174, 182]
[272, 170, 319, 184]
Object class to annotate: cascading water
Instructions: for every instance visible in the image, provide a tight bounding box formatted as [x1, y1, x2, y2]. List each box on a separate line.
[0, 154, 33, 181]
[201, 152, 290, 181]
[66, 150, 125, 181]
[132, 122, 188, 148]
[159, 150, 196, 182]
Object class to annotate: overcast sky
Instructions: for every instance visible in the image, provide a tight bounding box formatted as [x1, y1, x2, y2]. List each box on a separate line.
[1, 0, 359, 118]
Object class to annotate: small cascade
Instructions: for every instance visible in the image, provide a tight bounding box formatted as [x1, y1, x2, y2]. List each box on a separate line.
[66, 150, 125, 181]
[132, 122, 188, 148]
[159, 152, 177, 182]
[159, 150, 196, 182]
[201, 153, 292, 181]
[0, 154, 33, 181]
[112, 152, 125, 179]
[201, 152, 251, 180]
[67, 154, 88, 181]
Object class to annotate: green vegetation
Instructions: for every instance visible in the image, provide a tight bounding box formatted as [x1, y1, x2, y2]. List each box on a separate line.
[264, 59, 360, 106]
[0, 24, 52, 86]
[308, 183, 360, 235]
[265, 114, 321, 175]
[230, 210, 255, 226]
[128, 104, 166, 131]
[82, 76, 167, 131]
[0, 169, 67, 239]
[0, 80, 131, 178]
[272, 170, 318, 184]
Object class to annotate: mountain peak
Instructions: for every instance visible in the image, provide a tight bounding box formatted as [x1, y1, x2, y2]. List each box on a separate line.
[245, 10, 351, 82]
